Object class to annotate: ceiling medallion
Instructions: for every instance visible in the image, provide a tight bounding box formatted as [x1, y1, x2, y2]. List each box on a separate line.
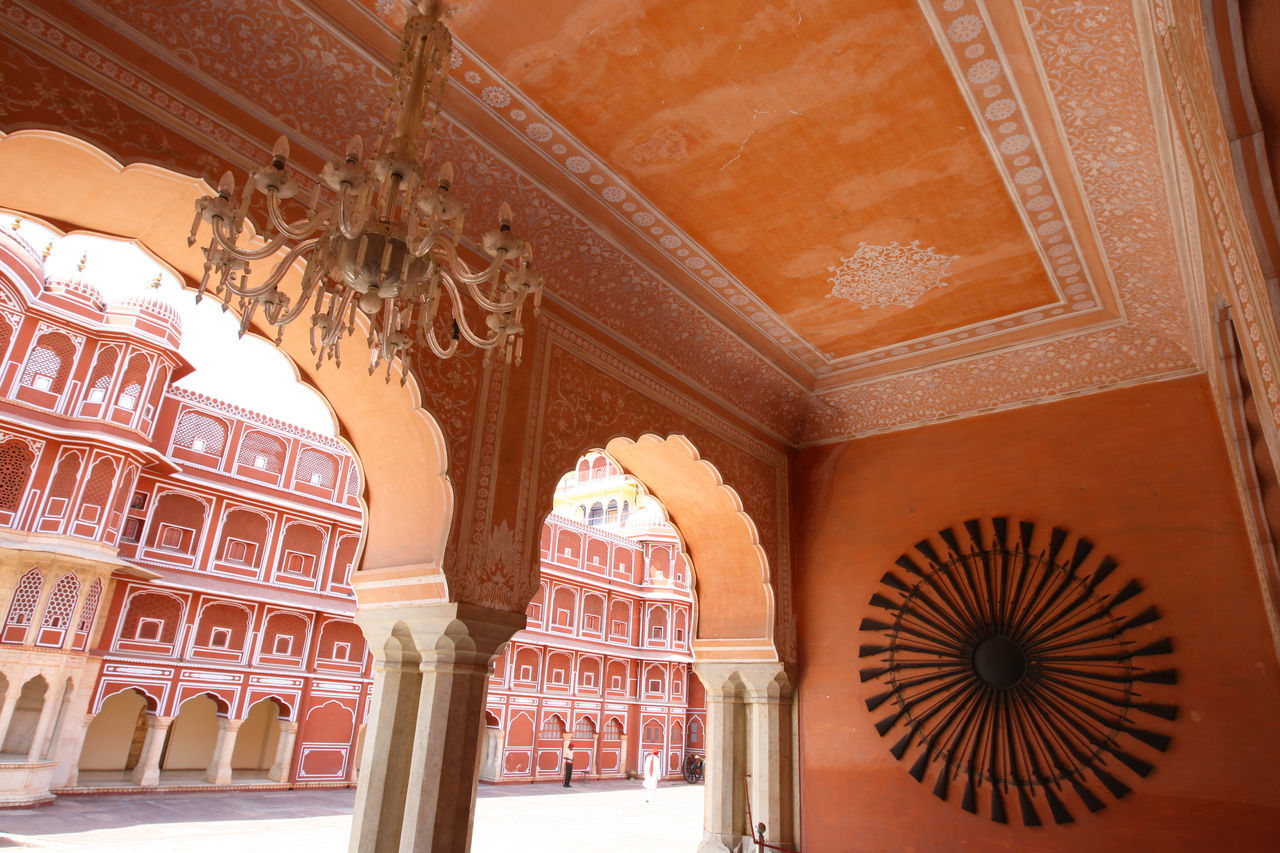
[188, 1, 543, 382]
[859, 518, 1177, 826]
[826, 241, 957, 309]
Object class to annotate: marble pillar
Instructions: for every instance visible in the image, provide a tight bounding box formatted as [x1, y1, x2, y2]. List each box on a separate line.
[26, 677, 66, 762]
[268, 721, 299, 782]
[0, 686, 22, 751]
[351, 601, 523, 853]
[741, 663, 796, 850]
[130, 715, 173, 786]
[694, 663, 748, 853]
[349, 626, 423, 853]
[205, 718, 242, 784]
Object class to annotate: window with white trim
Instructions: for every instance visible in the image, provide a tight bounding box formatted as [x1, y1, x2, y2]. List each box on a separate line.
[333, 641, 351, 660]
[209, 627, 231, 648]
[273, 634, 294, 655]
[136, 617, 163, 641]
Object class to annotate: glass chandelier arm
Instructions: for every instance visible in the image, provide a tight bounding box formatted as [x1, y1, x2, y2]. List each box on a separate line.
[437, 276, 500, 349]
[224, 238, 321, 299]
[211, 215, 293, 262]
[336, 186, 369, 241]
[265, 189, 333, 241]
[449, 267, 528, 316]
[266, 267, 325, 328]
[429, 238, 507, 286]
[423, 321, 459, 359]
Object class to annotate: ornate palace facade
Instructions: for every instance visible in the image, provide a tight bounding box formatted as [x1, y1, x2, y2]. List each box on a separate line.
[481, 452, 705, 783]
[0, 225, 369, 805]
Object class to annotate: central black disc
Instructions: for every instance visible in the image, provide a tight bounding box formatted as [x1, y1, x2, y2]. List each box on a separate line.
[973, 635, 1027, 689]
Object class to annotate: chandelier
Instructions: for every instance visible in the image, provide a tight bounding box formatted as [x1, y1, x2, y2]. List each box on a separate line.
[187, 0, 542, 382]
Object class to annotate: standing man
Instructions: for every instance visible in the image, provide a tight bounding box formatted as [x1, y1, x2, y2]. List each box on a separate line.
[562, 740, 574, 787]
[642, 748, 661, 802]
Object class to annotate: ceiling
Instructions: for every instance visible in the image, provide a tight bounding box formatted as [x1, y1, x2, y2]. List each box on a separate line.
[0, 0, 1204, 442]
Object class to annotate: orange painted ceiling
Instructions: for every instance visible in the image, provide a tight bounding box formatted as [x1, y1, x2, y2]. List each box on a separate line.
[0, 0, 1202, 440]
[447, 0, 1053, 358]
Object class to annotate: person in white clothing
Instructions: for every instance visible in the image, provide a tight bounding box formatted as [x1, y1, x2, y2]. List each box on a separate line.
[642, 749, 661, 803]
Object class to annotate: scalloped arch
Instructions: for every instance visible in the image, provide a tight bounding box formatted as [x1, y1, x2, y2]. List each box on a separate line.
[0, 130, 453, 585]
[604, 434, 776, 660]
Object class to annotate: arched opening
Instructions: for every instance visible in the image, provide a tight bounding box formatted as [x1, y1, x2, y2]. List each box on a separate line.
[474, 438, 788, 850]
[160, 694, 220, 777]
[1, 675, 48, 755]
[231, 698, 284, 779]
[0, 130, 453, 600]
[78, 689, 150, 781]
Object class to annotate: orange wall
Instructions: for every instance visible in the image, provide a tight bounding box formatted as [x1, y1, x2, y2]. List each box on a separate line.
[795, 376, 1280, 851]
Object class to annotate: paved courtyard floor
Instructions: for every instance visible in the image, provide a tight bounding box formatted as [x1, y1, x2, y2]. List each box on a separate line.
[0, 779, 703, 852]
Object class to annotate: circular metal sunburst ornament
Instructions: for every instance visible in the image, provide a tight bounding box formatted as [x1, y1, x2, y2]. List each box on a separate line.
[860, 518, 1177, 826]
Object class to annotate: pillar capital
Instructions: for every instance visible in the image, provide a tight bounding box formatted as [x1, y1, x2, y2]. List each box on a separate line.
[692, 661, 747, 698]
[357, 601, 525, 671]
[738, 662, 795, 701]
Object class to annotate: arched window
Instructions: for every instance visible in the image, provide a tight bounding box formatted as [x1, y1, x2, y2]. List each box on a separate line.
[21, 332, 75, 394]
[237, 431, 285, 473]
[587, 502, 603, 526]
[0, 439, 35, 513]
[37, 572, 80, 647]
[574, 717, 596, 740]
[603, 718, 624, 741]
[115, 353, 150, 412]
[78, 457, 116, 519]
[621, 500, 630, 523]
[538, 714, 566, 740]
[295, 449, 336, 488]
[0, 314, 12, 361]
[81, 345, 119, 406]
[346, 466, 360, 498]
[174, 412, 227, 455]
[74, 578, 102, 649]
[576, 458, 590, 481]
[3, 568, 43, 640]
[43, 451, 83, 521]
[591, 456, 607, 480]
[605, 499, 618, 524]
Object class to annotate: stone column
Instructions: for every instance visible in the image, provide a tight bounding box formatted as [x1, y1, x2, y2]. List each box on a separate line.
[57, 712, 96, 788]
[350, 601, 522, 853]
[398, 602, 524, 853]
[27, 676, 67, 762]
[0, 683, 23, 750]
[268, 721, 299, 782]
[205, 717, 242, 784]
[741, 663, 796, 850]
[349, 623, 423, 853]
[694, 663, 748, 853]
[130, 715, 173, 786]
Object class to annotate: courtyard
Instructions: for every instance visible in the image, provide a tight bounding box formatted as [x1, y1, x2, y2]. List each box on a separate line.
[0, 780, 703, 851]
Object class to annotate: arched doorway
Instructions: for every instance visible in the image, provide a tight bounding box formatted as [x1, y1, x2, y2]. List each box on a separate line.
[161, 694, 220, 779]
[532, 439, 793, 852]
[1, 675, 48, 755]
[78, 689, 150, 782]
[0, 130, 454, 597]
[231, 698, 284, 779]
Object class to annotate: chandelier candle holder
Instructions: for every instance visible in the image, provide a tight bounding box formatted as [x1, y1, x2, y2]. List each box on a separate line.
[187, 0, 543, 382]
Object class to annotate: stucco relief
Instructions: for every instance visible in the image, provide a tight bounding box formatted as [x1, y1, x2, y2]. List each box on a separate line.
[450, 519, 531, 612]
[1155, 0, 1280, 429]
[0, 2, 244, 178]
[826, 242, 958, 309]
